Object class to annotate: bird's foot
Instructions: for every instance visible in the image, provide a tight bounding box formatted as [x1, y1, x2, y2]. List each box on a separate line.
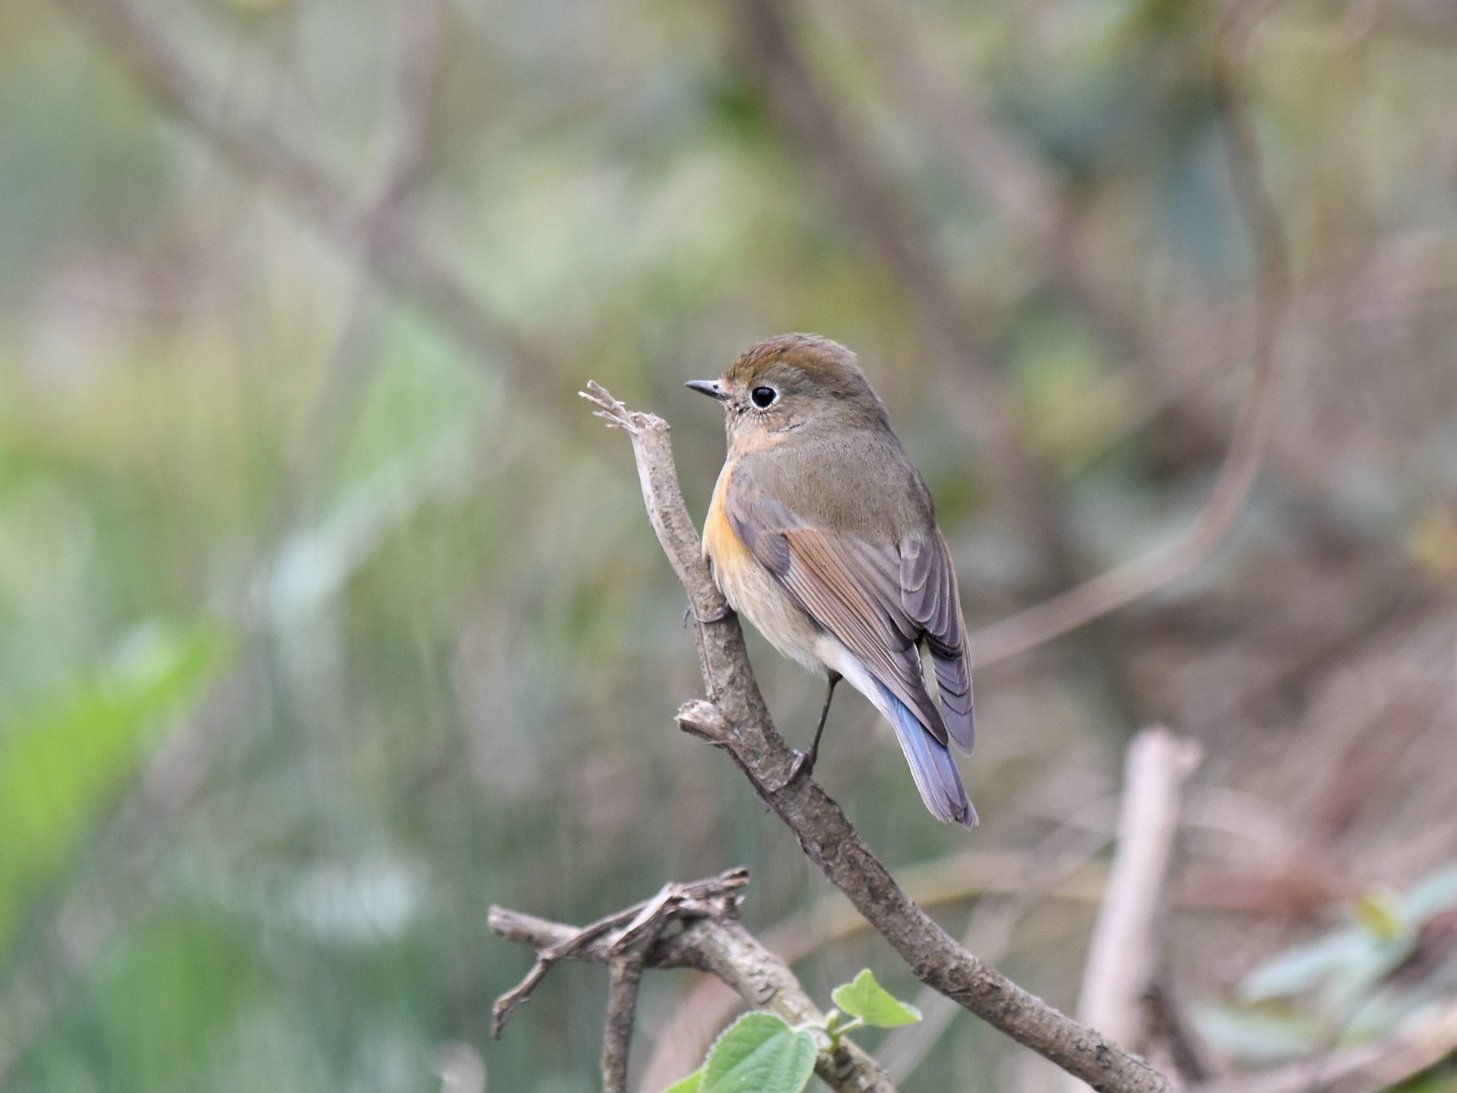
[682, 601, 733, 627]
[787, 744, 819, 785]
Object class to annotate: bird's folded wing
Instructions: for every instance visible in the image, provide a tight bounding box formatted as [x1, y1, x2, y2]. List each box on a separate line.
[724, 476, 948, 746]
[900, 531, 974, 751]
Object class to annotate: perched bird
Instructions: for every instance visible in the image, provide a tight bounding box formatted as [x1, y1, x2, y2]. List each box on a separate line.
[688, 334, 976, 826]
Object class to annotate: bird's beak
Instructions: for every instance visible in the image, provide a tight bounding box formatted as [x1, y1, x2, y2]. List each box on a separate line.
[685, 379, 727, 401]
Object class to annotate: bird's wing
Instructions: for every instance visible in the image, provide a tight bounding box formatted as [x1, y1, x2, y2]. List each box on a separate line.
[724, 469, 949, 746]
[899, 531, 973, 751]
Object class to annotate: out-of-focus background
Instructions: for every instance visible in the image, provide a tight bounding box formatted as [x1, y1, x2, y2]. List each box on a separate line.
[1, 0, 1455, 1089]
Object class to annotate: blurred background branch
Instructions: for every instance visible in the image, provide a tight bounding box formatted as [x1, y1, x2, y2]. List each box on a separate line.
[1071, 727, 1202, 1085]
[54, 0, 566, 419]
[971, 0, 1293, 666]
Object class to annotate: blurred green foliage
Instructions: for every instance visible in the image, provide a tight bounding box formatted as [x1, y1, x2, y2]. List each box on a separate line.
[0, 623, 231, 950]
[0, 0, 1454, 1089]
[1199, 865, 1457, 1066]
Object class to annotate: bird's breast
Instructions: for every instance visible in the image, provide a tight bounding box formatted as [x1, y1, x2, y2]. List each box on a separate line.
[702, 459, 824, 674]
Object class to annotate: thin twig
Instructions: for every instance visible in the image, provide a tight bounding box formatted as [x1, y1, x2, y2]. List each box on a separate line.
[582, 381, 1173, 1092]
[490, 869, 749, 1038]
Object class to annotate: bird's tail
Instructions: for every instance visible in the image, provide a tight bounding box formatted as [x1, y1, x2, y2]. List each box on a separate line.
[874, 680, 977, 827]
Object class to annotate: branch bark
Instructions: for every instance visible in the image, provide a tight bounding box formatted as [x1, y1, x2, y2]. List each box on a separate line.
[602, 957, 644, 1092]
[581, 382, 1172, 1092]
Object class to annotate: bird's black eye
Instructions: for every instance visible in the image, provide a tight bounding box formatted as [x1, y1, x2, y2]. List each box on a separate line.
[751, 386, 777, 409]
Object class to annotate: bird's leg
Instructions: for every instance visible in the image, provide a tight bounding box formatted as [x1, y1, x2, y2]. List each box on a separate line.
[808, 671, 841, 762]
[790, 671, 840, 783]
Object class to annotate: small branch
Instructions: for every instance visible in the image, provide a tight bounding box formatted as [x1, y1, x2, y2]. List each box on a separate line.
[489, 871, 896, 1093]
[639, 842, 1335, 1089]
[1072, 728, 1204, 1073]
[582, 382, 1172, 1092]
[490, 868, 749, 1038]
[881, 799, 1118, 1084]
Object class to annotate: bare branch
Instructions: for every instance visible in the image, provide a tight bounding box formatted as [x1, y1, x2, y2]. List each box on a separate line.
[580, 383, 725, 630]
[490, 869, 749, 1038]
[489, 871, 896, 1093]
[582, 382, 1172, 1092]
[881, 798, 1118, 1083]
[646, 833, 1342, 1086]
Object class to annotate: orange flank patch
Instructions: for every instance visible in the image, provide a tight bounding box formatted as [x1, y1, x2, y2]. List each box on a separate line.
[703, 459, 745, 566]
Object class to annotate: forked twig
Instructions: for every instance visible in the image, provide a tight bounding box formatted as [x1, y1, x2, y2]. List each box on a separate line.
[490, 868, 895, 1092]
[490, 868, 749, 1039]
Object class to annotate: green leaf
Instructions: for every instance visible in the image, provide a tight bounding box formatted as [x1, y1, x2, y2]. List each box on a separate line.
[661, 1067, 703, 1093]
[1192, 1003, 1323, 1065]
[701, 1012, 816, 1093]
[1238, 932, 1373, 1001]
[830, 969, 923, 1028]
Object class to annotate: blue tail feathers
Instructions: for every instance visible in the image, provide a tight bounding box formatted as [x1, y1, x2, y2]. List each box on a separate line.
[875, 681, 977, 827]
